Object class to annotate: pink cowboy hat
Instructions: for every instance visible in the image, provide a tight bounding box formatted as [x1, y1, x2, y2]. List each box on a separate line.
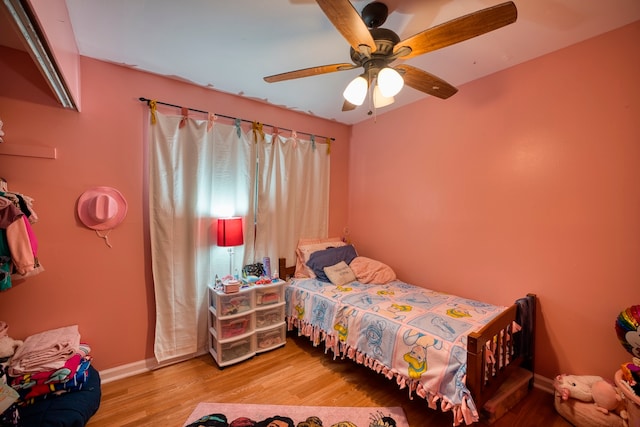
[77, 186, 128, 231]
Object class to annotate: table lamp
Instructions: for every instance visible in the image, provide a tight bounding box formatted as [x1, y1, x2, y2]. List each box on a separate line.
[217, 217, 243, 276]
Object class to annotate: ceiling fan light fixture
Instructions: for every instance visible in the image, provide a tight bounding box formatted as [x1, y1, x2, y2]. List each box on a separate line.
[373, 85, 394, 108]
[377, 67, 404, 98]
[343, 75, 368, 106]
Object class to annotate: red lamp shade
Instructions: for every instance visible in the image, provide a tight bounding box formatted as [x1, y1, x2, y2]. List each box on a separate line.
[217, 217, 244, 247]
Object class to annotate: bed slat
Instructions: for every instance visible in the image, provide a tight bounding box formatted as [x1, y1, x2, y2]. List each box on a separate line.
[467, 294, 536, 409]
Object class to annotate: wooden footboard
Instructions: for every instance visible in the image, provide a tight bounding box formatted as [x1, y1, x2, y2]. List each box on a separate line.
[466, 293, 536, 409]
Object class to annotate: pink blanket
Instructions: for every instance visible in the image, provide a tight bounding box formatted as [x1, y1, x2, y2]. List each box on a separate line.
[9, 325, 80, 375]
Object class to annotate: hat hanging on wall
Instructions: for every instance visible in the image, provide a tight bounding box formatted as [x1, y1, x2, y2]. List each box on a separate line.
[77, 186, 128, 247]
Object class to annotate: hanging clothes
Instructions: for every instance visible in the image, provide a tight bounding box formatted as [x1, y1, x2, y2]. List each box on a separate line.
[0, 188, 43, 290]
[0, 196, 21, 290]
[0, 191, 39, 225]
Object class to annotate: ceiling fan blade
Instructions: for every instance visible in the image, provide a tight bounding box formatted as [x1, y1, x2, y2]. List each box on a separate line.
[393, 1, 517, 59]
[342, 100, 357, 111]
[395, 64, 458, 99]
[316, 0, 377, 54]
[264, 63, 357, 83]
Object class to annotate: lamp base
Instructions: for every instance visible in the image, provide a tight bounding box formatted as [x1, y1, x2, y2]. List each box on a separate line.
[227, 247, 234, 277]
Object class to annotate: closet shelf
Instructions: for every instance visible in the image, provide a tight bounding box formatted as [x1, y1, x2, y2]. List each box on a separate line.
[0, 144, 57, 159]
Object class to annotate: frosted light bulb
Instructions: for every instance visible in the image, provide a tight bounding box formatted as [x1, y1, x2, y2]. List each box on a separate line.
[343, 76, 368, 106]
[377, 67, 404, 98]
[373, 85, 394, 108]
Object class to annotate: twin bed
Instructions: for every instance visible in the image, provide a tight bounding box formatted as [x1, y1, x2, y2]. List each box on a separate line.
[277, 246, 535, 426]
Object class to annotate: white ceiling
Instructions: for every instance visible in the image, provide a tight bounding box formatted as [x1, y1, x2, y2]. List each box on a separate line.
[54, 1, 640, 124]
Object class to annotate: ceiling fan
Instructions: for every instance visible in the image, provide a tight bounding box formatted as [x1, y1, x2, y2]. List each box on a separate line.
[264, 0, 518, 112]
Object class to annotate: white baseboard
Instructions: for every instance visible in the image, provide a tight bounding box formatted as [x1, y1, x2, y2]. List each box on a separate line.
[99, 349, 208, 384]
[98, 358, 157, 384]
[533, 373, 555, 394]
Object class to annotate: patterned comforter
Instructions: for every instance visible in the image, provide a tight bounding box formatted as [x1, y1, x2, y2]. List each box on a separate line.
[285, 278, 509, 425]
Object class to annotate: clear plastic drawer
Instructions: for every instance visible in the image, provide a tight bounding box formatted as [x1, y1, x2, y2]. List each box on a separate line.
[211, 334, 255, 364]
[217, 292, 253, 316]
[256, 324, 285, 352]
[255, 304, 285, 329]
[255, 283, 284, 307]
[218, 312, 254, 339]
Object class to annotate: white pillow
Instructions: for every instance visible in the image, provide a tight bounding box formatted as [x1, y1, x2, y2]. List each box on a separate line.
[323, 261, 356, 286]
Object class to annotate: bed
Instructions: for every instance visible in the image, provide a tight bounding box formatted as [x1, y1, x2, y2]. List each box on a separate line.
[278, 251, 535, 426]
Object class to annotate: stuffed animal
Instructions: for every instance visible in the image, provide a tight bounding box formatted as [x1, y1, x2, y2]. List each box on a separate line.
[554, 374, 629, 427]
[591, 380, 627, 418]
[0, 335, 23, 361]
[555, 374, 604, 402]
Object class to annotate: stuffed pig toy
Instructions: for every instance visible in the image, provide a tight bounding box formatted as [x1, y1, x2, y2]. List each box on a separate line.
[554, 374, 604, 402]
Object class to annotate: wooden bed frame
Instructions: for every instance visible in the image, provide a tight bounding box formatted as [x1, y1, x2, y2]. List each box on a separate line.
[278, 258, 536, 413]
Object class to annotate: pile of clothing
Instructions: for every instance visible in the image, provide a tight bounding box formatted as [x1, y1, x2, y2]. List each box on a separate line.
[0, 325, 97, 426]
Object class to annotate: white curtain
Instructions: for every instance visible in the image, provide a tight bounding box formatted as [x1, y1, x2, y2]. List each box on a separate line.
[149, 111, 253, 362]
[251, 134, 331, 273]
[149, 110, 330, 362]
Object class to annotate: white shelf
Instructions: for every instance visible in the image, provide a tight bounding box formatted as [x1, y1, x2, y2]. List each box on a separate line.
[0, 143, 57, 159]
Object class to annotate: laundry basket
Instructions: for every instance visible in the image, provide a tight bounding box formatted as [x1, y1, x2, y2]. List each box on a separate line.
[616, 369, 640, 427]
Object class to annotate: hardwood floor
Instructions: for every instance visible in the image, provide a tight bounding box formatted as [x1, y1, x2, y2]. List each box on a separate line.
[87, 333, 570, 426]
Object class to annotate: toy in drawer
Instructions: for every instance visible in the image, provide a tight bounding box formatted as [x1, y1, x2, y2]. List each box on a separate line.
[219, 312, 253, 339]
[255, 305, 284, 328]
[256, 324, 285, 351]
[218, 293, 253, 316]
[255, 285, 283, 306]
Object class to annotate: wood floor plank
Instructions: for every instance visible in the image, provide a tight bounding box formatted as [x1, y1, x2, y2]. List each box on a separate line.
[87, 333, 570, 426]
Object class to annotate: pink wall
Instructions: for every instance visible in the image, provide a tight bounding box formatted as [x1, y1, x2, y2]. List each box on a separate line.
[0, 52, 351, 370]
[1, 18, 638, 383]
[348, 21, 640, 381]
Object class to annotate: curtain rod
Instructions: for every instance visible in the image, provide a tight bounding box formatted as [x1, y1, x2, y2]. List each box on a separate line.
[138, 97, 335, 142]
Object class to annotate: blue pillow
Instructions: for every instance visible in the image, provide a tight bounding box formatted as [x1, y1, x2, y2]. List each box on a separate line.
[306, 245, 358, 282]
